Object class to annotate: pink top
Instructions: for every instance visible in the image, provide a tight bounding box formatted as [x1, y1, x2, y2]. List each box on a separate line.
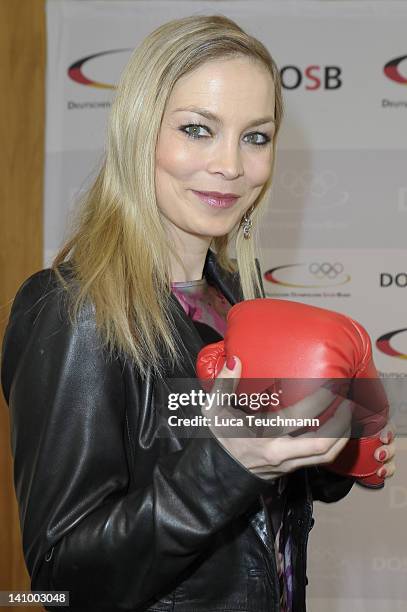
[171, 278, 230, 337]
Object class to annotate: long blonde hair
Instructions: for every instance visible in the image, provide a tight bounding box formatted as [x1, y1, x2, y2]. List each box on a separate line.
[52, 14, 284, 379]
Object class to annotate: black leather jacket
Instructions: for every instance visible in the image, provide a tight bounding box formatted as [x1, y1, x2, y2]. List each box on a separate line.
[1, 249, 355, 611]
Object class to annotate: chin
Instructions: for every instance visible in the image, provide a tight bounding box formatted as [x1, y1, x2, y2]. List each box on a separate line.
[190, 221, 237, 239]
[195, 212, 241, 233]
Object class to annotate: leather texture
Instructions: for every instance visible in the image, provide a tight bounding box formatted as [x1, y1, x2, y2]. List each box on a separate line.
[196, 298, 389, 488]
[1, 250, 356, 611]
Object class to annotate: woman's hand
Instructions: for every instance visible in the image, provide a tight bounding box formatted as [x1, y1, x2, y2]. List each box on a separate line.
[201, 355, 353, 481]
[374, 421, 396, 480]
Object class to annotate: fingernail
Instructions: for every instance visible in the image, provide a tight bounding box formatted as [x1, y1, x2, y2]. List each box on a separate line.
[226, 356, 236, 371]
[387, 431, 393, 444]
[378, 467, 387, 478]
[378, 450, 386, 461]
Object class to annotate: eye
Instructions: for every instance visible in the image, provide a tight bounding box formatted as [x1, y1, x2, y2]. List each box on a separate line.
[244, 132, 271, 146]
[180, 123, 212, 139]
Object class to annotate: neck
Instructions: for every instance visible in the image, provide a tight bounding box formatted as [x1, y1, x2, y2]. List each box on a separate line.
[165, 223, 213, 282]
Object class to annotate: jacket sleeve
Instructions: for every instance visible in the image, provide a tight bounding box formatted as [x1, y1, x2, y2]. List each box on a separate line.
[1, 270, 270, 610]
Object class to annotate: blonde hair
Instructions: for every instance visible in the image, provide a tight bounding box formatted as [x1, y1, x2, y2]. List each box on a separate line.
[52, 14, 284, 379]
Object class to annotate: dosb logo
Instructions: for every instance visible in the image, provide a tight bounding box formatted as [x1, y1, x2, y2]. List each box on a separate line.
[280, 65, 342, 90]
[380, 273, 407, 287]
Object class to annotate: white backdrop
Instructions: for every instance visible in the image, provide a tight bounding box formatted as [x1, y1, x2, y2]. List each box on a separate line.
[45, 1, 407, 609]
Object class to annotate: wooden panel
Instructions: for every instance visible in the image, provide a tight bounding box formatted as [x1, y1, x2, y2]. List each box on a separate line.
[0, 1, 45, 610]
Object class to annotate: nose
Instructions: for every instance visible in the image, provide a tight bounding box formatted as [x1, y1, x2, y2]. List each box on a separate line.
[206, 137, 244, 179]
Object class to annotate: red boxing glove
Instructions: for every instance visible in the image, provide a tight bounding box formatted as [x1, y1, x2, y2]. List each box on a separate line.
[196, 298, 389, 488]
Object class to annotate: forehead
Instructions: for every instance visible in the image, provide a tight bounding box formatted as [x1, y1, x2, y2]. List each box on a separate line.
[166, 57, 275, 117]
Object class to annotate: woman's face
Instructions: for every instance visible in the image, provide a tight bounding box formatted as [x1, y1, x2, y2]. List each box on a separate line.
[155, 56, 276, 242]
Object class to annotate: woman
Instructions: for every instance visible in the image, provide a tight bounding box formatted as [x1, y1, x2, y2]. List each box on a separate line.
[1, 15, 395, 612]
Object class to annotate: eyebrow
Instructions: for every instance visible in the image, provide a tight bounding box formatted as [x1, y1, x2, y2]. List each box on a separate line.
[172, 106, 275, 127]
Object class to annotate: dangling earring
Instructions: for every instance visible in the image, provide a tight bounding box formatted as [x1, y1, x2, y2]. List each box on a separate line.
[241, 206, 254, 239]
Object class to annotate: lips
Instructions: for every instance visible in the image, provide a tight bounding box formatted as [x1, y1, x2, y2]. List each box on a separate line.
[191, 190, 240, 209]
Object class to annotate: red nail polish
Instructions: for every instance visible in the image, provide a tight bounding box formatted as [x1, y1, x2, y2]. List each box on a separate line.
[226, 356, 236, 370]
[378, 450, 386, 461]
[378, 467, 387, 478]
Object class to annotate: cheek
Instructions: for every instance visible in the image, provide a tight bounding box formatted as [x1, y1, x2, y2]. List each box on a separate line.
[156, 134, 203, 182]
[244, 153, 273, 187]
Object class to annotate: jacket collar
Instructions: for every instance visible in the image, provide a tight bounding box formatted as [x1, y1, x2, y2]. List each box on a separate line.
[202, 249, 243, 306]
[203, 249, 265, 301]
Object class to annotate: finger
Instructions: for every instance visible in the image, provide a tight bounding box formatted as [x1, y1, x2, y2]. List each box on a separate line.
[375, 441, 396, 462]
[378, 461, 396, 479]
[203, 356, 241, 414]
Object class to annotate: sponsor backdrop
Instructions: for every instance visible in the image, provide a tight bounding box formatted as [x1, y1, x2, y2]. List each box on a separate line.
[45, 1, 407, 610]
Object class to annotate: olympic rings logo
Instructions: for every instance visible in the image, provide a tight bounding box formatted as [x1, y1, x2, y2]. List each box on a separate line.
[264, 263, 350, 288]
[308, 262, 344, 279]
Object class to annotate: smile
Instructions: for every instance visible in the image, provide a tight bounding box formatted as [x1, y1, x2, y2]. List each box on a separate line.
[191, 190, 240, 209]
